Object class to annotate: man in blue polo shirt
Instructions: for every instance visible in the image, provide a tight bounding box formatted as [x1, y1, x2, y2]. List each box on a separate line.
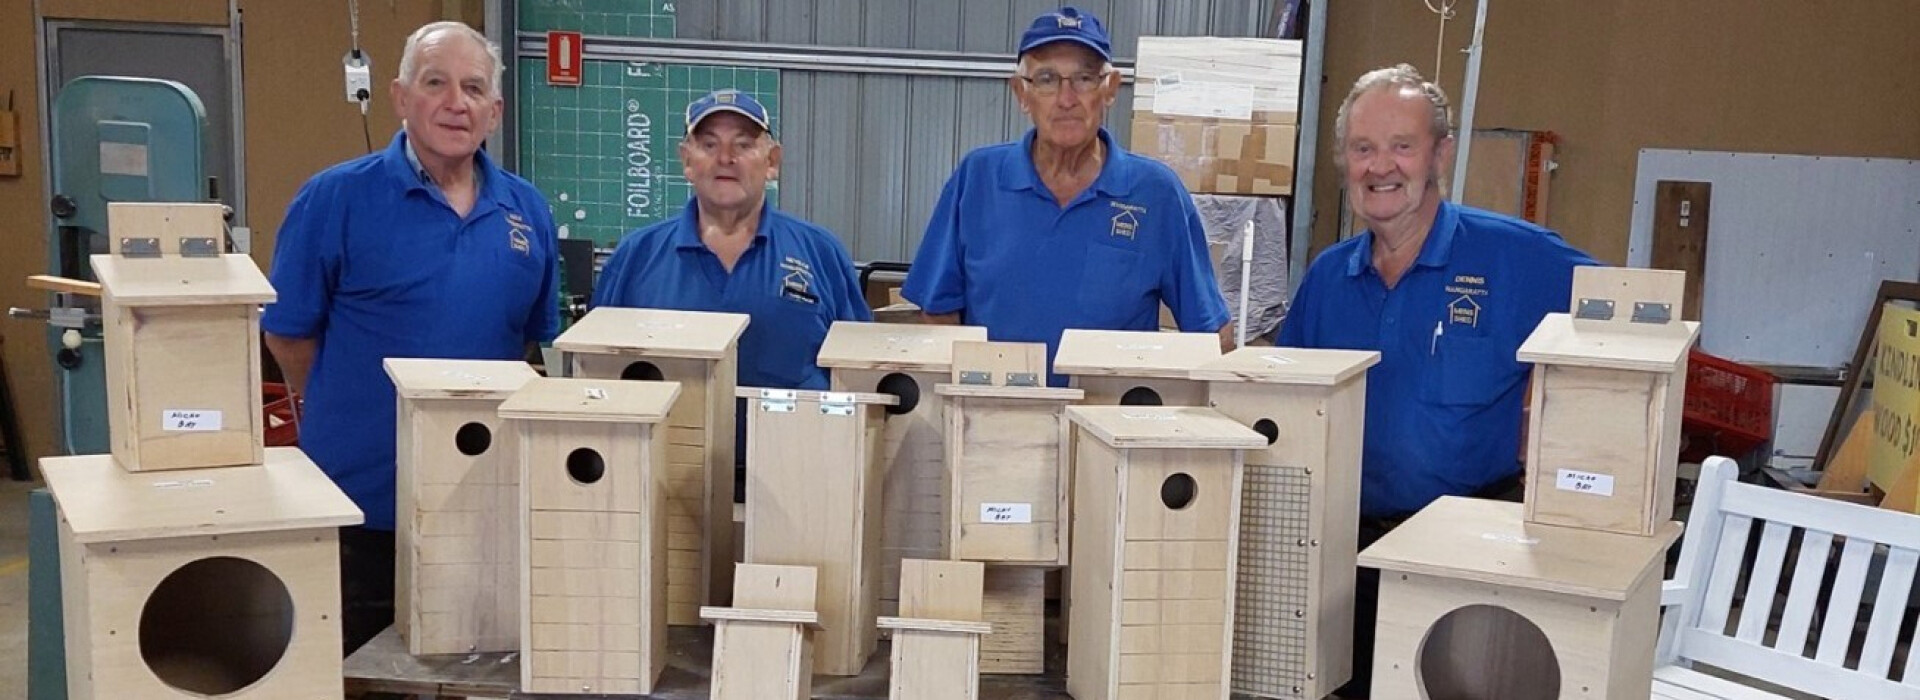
[902, 6, 1229, 385]
[1278, 64, 1597, 697]
[262, 21, 559, 655]
[593, 88, 869, 392]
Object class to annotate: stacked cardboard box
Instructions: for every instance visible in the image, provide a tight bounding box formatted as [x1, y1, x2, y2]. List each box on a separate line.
[1130, 37, 1301, 196]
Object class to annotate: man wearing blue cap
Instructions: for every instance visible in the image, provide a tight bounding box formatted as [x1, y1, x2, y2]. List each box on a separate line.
[593, 90, 870, 497]
[901, 6, 1230, 385]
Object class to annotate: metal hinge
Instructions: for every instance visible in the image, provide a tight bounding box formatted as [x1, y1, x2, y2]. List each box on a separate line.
[120, 238, 162, 257]
[819, 392, 856, 417]
[758, 388, 796, 413]
[1005, 372, 1040, 387]
[957, 370, 991, 386]
[179, 237, 221, 257]
[1575, 297, 1615, 321]
[1631, 301, 1672, 325]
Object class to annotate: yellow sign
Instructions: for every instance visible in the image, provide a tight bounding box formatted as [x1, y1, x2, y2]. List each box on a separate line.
[1868, 304, 1920, 505]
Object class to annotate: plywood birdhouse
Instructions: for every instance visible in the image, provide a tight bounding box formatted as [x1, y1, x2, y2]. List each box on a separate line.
[878, 559, 992, 700]
[93, 203, 275, 472]
[42, 447, 362, 700]
[384, 358, 539, 656]
[702, 564, 823, 700]
[1357, 497, 1679, 700]
[1517, 267, 1700, 536]
[738, 386, 897, 676]
[553, 305, 750, 624]
[934, 340, 1077, 674]
[1064, 405, 1264, 700]
[816, 321, 987, 618]
[498, 377, 681, 696]
[1193, 346, 1379, 699]
[1053, 329, 1221, 407]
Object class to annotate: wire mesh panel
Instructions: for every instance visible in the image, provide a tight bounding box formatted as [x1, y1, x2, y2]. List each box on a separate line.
[1233, 463, 1314, 697]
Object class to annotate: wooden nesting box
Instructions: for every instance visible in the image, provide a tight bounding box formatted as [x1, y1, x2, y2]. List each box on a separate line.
[1517, 267, 1699, 536]
[42, 447, 363, 700]
[1357, 497, 1680, 700]
[738, 386, 897, 676]
[702, 564, 823, 700]
[384, 358, 539, 656]
[1053, 329, 1221, 407]
[816, 321, 987, 618]
[878, 559, 992, 700]
[1193, 346, 1379, 699]
[1065, 405, 1264, 700]
[498, 377, 681, 696]
[938, 341, 1081, 565]
[553, 306, 749, 624]
[93, 206, 275, 472]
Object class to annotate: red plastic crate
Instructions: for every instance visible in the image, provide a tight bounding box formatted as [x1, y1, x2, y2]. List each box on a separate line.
[263, 382, 299, 447]
[1682, 349, 1773, 459]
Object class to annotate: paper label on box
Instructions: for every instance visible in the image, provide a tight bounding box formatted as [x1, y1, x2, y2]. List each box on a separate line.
[1152, 75, 1255, 121]
[162, 410, 222, 432]
[1555, 468, 1615, 497]
[981, 503, 1033, 524]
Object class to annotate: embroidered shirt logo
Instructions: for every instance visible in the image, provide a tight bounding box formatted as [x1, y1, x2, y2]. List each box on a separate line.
[506, 213, 533, 256]
[1444, 274, 1488, 328]
[780, 256, 817, 304]
[1109, 201, 1146, 239]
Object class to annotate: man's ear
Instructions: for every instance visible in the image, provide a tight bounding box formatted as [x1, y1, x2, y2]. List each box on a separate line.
[767, 141, 783, 181]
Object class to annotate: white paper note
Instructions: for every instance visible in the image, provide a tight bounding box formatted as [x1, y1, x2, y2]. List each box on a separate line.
[1555, 468, 1615, 497]
[981, 503, 1033, 524]
[162, 410, 222, 432]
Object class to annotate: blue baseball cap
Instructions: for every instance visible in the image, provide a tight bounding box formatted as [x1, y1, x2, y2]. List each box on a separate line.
[685, 89, 772, 134]
[1017, 6, 1112, 62]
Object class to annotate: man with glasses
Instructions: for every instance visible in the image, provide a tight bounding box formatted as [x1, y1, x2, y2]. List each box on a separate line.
[902, 6, 1230, 385]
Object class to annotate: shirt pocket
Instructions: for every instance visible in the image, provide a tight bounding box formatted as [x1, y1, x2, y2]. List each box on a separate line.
[1076, 243, 1145, 326]
[1420, 332, 1521, 407]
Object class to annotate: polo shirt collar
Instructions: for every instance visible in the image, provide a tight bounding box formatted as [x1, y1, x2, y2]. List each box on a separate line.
[671, 198, 776, 251]
[1343, 199, 1462, 277]
[998, 126, 1136, 199]
[384, 131, 511, 208]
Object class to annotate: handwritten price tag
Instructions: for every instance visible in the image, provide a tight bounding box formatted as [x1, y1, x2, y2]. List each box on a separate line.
[1555, 468, 1615, 497]
[980, 503, 1033, 524]
[162, 410, 222, 432]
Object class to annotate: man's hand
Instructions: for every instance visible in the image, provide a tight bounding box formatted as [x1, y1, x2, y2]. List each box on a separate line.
[1217, 322, 1237, 353]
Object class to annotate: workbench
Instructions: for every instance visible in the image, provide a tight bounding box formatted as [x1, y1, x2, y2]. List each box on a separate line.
[344, 626, 1071, 699]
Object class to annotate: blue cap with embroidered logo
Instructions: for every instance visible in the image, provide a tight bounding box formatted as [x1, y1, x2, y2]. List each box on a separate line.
[685, 89, 772, 134]
[1017, 6, 1112, 62]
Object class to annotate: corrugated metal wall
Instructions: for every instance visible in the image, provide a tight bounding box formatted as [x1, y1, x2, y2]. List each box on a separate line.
[663, 0, 1277, 262]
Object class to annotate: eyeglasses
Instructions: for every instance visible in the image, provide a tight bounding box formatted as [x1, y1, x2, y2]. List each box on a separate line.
[1017, 69, 1110, 96]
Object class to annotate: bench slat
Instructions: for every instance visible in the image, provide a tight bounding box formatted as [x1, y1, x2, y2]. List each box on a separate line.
[1735, 520, 1792, 644]
[1652, 664, 1790, 699]
[1860, 547, 1919, 677]
[1772, 529, 1832, 657]
[1814, 537, 1875, 665]
[1700, 514, 1754, 637]
[1683, 630, 1920, 700]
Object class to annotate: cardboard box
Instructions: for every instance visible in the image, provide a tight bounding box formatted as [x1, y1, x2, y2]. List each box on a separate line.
[1130, 116, 1295, 195]
[1129, 36, 1302, 196]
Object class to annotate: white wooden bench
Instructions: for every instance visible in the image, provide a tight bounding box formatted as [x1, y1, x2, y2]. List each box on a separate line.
[1655, 456, 1920, 698]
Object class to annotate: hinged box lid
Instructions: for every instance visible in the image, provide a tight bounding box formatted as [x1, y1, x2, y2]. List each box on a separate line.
[41, 447, 363, 543]
[815, 321, 988, 372]
[384, 358, 540, 400]
[106, 202, 227, 257]
[1054, 329, 1220, 379]
[497, 377, 680, 423]
[552, 306, 749, 359]
[92, 253, 276, 307]
[1191, 346, 1380, 385]
[1518, 267, 1701, 373]
[1066, 405, 1266, 450]
[1356, 496, 1681, 602]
